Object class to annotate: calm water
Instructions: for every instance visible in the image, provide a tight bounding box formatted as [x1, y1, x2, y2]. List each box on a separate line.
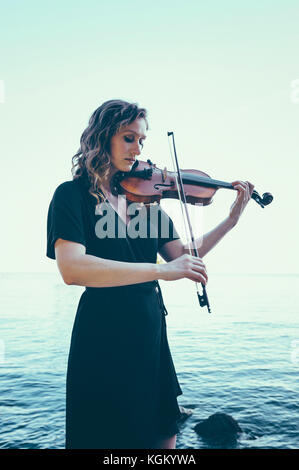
[0, 272, 298, 449]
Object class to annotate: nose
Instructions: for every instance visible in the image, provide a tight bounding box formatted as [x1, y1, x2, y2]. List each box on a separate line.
[131, 142, 142, 156]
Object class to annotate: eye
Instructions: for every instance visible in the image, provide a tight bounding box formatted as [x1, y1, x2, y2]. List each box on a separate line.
[124, 136, 134, 143]
[124, 135, 145, 148]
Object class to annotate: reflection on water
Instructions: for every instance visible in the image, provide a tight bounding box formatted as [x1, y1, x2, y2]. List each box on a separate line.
[0, 273, 298, 449]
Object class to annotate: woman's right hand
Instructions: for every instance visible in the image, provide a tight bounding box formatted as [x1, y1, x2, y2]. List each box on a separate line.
[158, 254, 208, 285]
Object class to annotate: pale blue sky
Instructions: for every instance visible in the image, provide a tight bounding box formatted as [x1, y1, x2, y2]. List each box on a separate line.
[0, 0, 298, 274]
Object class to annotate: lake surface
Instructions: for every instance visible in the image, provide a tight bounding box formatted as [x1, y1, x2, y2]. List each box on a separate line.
[0, 272, 298, 449]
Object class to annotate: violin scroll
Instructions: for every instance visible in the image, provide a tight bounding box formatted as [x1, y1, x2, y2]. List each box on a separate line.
[251, 190, 273, 208]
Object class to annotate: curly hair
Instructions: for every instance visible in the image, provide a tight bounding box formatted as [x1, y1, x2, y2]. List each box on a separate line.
[71, 99, 148, 205]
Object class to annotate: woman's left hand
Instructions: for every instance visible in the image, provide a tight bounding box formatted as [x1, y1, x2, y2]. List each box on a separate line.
[229, 180, 255, 225]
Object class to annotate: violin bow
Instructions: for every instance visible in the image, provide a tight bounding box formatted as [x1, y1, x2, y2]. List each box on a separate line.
[167, 131, 211, 313]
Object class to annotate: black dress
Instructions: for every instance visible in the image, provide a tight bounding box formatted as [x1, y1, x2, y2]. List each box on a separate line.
[46, 174, 183, 449]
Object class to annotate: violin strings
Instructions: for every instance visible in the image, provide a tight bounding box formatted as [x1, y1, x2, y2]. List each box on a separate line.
[167, 134, 201, 295]
[167, 138, 190, 246]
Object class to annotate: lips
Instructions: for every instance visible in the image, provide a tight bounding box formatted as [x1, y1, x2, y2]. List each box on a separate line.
[125, 158, 135, 162]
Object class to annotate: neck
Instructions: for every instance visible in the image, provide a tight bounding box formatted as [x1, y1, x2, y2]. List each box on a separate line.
[100, 166, 119, 195]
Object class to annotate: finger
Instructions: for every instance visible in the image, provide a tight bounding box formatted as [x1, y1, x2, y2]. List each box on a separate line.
[246, 182, 253, 200]
[190, 260, 207, 270]
[191, 257, 206, 267]
[231, 180, 247, 187]
[244, 181, 253, 190]
[189, 272, 208, 285]
[234, 184, 247, 196]
[232, 180, 247, 188]
[233, 181, 254, 200]
[191, 262, 208, 275]
[244, 181, 250, 197]
[232, 180, 249, 190]
[245, 181, 255, 196]
[191, 266, 208, 281]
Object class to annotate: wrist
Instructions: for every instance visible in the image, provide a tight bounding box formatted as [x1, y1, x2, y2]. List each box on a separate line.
[227, 215, 238, 229]
[156, 262, 167, 281]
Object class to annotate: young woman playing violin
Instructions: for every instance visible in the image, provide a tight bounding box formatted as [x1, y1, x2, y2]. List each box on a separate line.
[46, 99, 254, 450]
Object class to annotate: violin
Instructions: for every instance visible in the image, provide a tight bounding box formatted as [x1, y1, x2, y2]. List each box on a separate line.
[111, 132, 273, 314]
[111, 159, 273, 209]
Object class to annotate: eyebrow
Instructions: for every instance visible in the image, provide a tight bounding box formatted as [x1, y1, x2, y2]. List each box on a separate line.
[121, 129, 147, 139]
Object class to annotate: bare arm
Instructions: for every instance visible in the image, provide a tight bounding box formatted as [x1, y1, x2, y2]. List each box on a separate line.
[159, 216, 236, 261]
[55, 238, 160, 287]
[159, 180, 254, 262]
[183, 216, 236, 258]
[55, 238, 208, 287]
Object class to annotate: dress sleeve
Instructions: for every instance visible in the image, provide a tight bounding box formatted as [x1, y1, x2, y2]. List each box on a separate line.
[157, 207, 180, 251]
[46, 182, 86, 260]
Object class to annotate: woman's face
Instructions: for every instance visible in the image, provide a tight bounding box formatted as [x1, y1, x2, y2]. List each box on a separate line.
[109, 118, 147, 173]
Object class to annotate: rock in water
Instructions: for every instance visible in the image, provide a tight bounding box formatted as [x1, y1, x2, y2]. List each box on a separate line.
[194, 412, 242, 443]
[178, 406, 193, 423]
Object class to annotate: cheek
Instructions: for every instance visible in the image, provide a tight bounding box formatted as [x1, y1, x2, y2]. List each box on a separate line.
[111, 139, 127, 157]
[110, 140, 119, 157]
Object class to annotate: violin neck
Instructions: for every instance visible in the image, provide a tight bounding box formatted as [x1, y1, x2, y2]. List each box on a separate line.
[181, 172, 234, 190]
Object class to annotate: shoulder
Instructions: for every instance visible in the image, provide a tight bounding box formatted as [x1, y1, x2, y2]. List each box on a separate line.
[52, 179, 85, 202]
[53, 179, 80, 195]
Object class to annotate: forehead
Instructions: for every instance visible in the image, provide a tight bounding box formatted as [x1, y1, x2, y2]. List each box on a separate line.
[119, 118, 147, 138]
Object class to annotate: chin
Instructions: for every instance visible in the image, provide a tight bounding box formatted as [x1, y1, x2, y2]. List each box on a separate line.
[112, 161, 132, 173]
[122, 160, 135, 170]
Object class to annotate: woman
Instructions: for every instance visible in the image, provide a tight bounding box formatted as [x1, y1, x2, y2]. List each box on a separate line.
[46, 99, 254, 449]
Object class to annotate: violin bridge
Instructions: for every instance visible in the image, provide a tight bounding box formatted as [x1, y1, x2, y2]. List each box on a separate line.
[162, 166, 167, 183]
